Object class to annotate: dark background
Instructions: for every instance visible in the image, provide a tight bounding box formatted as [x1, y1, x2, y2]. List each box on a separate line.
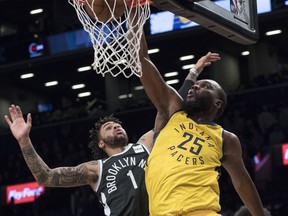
[0, 0, 288, 215]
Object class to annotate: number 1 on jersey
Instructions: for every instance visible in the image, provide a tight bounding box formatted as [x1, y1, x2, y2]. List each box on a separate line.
[127, 170, 138, 189]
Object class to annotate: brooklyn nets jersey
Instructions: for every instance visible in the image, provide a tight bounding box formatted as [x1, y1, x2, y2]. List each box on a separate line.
[146, 111, 224, 216]
[95, 143, 149, 216]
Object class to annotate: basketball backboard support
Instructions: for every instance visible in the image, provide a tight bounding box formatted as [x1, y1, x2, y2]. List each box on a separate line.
[150, 0, 259, 45]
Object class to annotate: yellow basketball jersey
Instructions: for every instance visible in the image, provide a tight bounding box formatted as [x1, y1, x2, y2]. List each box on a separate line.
[146, 111, 223, 216]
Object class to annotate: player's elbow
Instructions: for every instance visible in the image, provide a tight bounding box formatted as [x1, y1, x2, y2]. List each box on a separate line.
[33, 168, 53, 186]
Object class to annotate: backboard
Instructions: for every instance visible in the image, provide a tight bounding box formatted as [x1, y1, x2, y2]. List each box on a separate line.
[150, 0, 259, 45]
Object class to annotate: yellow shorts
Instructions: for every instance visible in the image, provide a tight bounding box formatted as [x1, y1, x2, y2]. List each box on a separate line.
[161, 210, 221, 216]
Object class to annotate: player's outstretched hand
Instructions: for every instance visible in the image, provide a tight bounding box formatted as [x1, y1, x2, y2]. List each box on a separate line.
[194, 52, 221, 75]
[5, 105, 32, 144]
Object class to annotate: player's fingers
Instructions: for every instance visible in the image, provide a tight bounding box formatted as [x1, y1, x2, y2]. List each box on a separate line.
[4, 115, 12, 127]
[205, 62, 212, 66]
[9, 105, 18, 120]
[209, 55, 221, 62]
[27, 113, 32, 126]
[209, 52, 219, 56]
[15, 106, 23, 117]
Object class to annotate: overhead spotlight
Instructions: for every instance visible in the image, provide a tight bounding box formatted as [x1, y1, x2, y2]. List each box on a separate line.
[72, 84, 85, 89]
[265, 29, 282, 36]
[148, 48, 160, 54]
[119, 94, 128, 99]
[182, 64, 195, 70]
[30, 8, 43, 15]
[164, 71, 178, 77]
[77, 66, 92, 72]
[285, 0, 288, 5]
[45, 81, 58, 87]
[166, 79, 179, 85]
[134, 86, 144, 90]
[179, 55, 194, 61]
[118, 94, 133, 99]
[20, 73, 34, 79]
[241, 51, 250, 56]
[78, 92, 91, 97]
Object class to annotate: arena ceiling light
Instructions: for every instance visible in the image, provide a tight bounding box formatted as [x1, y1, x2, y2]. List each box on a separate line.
[148, 48, 160, 54]
[179, 55, 194, 61]
[164, 71, 178, 77]
[265, 29, 282, 36]
[241, 51, 250, 56]
[78, 92, 91, 97]
[134, 86, 144, 91]
[77, 66, 92, 72]
[182, 64, 195, 70]
[45, 81, 58, 87]
[20, 73, 34, 79]
[166, 79, 179, 85]
[30, 9, 43, 15]
[72, 84, 85, 89]
[118, 94, 132, 99]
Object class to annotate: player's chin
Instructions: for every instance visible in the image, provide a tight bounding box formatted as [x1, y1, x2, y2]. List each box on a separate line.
[186, 96, 196, 102]
[115, 134, 127, 141]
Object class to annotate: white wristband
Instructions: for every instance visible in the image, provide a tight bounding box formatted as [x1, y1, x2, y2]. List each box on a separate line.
[188, 66, 199, 82]
[189, 66, 199, 76]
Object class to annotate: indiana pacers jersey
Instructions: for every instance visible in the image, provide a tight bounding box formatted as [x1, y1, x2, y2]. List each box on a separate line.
[95, 143, 149, 216]
[146, 111, 224, 216]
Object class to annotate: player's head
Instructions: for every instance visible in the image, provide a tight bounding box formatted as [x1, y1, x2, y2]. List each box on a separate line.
[183, 79, 227, 119]
[89, 115, 128, 159]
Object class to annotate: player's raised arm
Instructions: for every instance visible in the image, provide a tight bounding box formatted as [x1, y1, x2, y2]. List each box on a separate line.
[138, 34, 183, 132]
[178, 52, 220, 100]
[5, 105, 99, 189]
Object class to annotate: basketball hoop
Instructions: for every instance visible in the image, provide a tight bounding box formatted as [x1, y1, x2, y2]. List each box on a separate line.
[69, 0, 151, 78]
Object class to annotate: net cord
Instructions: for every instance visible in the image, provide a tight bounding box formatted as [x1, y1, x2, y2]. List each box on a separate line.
[68, 0, 151, 78]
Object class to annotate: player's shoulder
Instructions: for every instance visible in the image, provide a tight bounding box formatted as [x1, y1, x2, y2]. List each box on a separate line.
[223, 129, 241, 151]
[128, 142, 150, 154]
[223, 129, 239, 141]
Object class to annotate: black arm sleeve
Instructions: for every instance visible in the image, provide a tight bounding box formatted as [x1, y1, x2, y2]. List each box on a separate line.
[178, 80, 194, 100]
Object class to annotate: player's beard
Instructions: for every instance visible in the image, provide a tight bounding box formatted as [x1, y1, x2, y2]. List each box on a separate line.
[183, 95, 213, 115]
[102, 134, 128, 148]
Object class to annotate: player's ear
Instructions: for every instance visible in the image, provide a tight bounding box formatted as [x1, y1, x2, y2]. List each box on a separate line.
[98, 140, 105, 149]
[214, 99, 223, 109]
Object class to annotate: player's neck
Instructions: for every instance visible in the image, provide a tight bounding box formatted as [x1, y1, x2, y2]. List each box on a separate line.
[187, 112, 215, 124]
[106, 146, 126, 157]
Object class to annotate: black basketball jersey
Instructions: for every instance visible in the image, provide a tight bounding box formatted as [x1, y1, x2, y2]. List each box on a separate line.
[95, 143, 150, 216]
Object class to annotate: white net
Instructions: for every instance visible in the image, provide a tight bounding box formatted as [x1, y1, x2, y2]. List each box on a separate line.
[68, 0, 151, 78]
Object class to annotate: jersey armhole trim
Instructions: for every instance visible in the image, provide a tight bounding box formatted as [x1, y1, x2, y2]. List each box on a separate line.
[138, 142, 151, 154]
[95, 160, 102, 192]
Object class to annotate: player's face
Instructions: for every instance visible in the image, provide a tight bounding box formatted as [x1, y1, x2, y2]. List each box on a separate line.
[99, 121, 128, 148]
[184, 79, 218, 114]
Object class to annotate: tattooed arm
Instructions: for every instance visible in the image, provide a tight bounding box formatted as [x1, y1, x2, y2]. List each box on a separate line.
[21, 143, 98, 188]
[5, 105, 99, 189]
